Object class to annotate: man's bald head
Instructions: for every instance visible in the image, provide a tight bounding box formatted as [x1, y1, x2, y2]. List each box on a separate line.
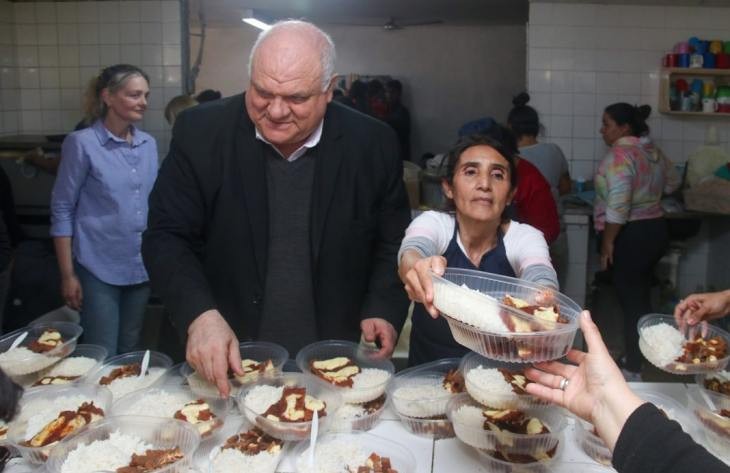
[248, 20, 336, 92]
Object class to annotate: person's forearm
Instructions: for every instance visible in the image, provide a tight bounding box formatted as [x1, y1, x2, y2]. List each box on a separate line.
[53, 237, 75, 279]
[398, 249, 424, 283]
[592, 384, 644, 451]
[602, 222, 622, 248]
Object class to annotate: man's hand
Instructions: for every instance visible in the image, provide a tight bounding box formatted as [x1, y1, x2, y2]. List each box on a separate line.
[186, 309, 242, 398]
[361, 317, 398, 358]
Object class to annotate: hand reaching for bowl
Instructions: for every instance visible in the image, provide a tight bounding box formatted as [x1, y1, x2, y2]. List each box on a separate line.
[674, 289, 730, 328]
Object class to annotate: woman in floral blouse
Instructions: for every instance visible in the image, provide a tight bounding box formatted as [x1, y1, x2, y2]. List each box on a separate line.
[594, 103, 680, 380]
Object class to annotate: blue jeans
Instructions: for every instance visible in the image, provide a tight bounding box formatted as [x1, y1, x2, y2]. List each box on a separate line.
[75, 262, 150, 356]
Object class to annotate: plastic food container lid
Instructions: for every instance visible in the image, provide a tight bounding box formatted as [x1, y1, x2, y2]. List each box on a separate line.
[180, 341, 289, 398]
[638, 314, 730, 375]
[432, 269, 580, 362]
[296, 340, 394, 404]
[0, 322, 83, 377]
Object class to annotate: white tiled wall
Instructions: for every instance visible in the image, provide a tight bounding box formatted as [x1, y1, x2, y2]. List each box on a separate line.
[529, 2, 730, 181]
[0, 0, 183, 158]
[529, 2, 730, 297]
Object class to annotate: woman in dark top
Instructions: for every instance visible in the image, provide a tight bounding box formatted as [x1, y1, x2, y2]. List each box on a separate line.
[525, 310, 730, 473]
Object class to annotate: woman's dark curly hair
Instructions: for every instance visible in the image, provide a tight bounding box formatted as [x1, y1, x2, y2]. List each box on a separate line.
[604, 102, 652, 137]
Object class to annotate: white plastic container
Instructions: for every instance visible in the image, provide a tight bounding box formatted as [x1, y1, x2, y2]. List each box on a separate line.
[296, 340, 394, 403]
[432, 269, 580, 362]
[687, 385, 730, 455]
[25, 344, 107, 388]
[0, 322, 83, 377]
[204, 417, 286, 473]
[86, 350, 172, 399]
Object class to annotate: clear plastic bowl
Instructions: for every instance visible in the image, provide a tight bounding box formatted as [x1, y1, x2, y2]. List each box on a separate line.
[180, 341, 289, 398]
[459, 352, 546, 409]
[112, 385, 231, 443]
[638, 314, 730, 374]
[86, 350, 173, 399]
[574, 418, 612, 467]
[331, 393, 387, 432]
[25, 344, 108, 388]
[631, 386, 699, 437]
[7, 384, 113, 465]
[292, 431, 416, 473]
[688, 385, 730, 454]
[204, 416, 286, 473]
[236, 372, 343, 441]
[0, 322, 83, 377]
[387, 358, 460, 426]
[475, 441, 563, 473]
[696, 370, 730, 399]
[446, 393, 565, 457]
[431, 269, 580, 363]
[45, 415, 201, 473]
[295, 340, 394, 403]
[550, 462, 611, 473]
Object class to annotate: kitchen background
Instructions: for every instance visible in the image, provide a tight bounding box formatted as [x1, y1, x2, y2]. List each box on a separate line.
[0, 0, 729, 316]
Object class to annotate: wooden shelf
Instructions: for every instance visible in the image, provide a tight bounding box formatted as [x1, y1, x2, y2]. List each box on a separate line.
[659, 67, 730, 116]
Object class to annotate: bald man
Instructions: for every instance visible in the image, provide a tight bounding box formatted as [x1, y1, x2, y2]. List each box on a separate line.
[143, 21, 410, 396]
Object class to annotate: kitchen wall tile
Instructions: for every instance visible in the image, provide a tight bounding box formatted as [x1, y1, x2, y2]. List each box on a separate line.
[57, 24, 78, 45]
[594, 5, 623, 27]
[661, 140, 683, 163]
[595, 94, 620, 111]
[18, 66, 39, 88]
[16, 46, 38, 67]
[118, 1, 141, 23]
[573, 94, 595, 116]
[60, 109, 79, 130]
[78, 45, 99, 66]
[0, 66, 17, 88]
[15, 24, 37, 45]
[162, 21, 180, 44]
[60, 88, 80, 109]
[98, 23, 120, 45]
[1, 89, 19, 109]
[551, 70, 573, 93]
[573, 50, 596, 73]
[161, 2, 180, 22]
[21, 110, 42, 131]
[572, 138, 594, 160]
[529, 70, 551, 93]
[162, 86, 180, 105]
[683, 121, 708, 142]
[14, 3, 35, 24]
[0, 1, 13, 24]
[551, 49, 574, 71]
[119, 23, 141, 45]
[556, 3, 596, 26]
[530, 92, 551, 116]
[635, 6, 665, 29]
[530, 2, 553, 25]
[143, 109, 165, 131]
[97, 1, 119, 23]
[140, 1, 162, 22]
[162, 45, 180, 66]
[141, 23, 162, 44]
[55, 2, 78, 23]
[20, 88, 41, 109]
[38, 45, 59, 66]
[145, 65, 163, 85]
[596, 72, 620, 95]
[529, 48, 551, 71]
[661, 117, 683, 140]
[550, 28, 574, 49]
[39, 68, 59, 88]
[119, 44, 141, 65]
[147, 86, 163, 110]
[3, 111, 18, 133]
[163, 65, 181, 87]
[59, 67, 80, 88]
[618, 73, 641, 96]
[79, 66, 98, 84]
[646, 117, 661, 138]
[99, 44, 120, 65]
[59, 46, 80, 67]
[0, 46, 13, 66]
[549, 114, 573, 137]
[40, 88, 60, 109]
[0, 26, 13, 46]
[35, 3, 57, 24]
[573, 115, 596, 138]
[682, 140, 704, 161]
[529, 25, 554, 48]
[570, 27, 596, 50]
[79, 23, 99, 45]
[641, 29, 666, 52]
[42, 109, 61, 131]
[571, 160, 595, 180]
[77, 2, 99, 24]
[573, 72, 595, 94]
[551, 93, 573, 116]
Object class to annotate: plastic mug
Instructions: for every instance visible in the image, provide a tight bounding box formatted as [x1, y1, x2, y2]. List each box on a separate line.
[576, 177, 586, 193]
[680, 94, 692, 111]
[703, 98, 718, 113]
[678, 53, 691, 68]
[690, 54, 703, 68]
[703, 52, 716, 68]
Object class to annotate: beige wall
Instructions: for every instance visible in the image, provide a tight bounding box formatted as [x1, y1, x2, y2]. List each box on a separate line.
[192, 24, 527, 160]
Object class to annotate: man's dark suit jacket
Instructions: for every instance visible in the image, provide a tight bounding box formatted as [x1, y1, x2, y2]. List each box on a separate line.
[142, 94, 411, 345]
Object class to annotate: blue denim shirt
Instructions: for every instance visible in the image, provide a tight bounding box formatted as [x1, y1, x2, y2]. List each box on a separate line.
[51, 120, 158, 285]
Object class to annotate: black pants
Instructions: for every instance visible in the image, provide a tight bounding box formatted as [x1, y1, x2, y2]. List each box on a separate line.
[610, 218, 668, 372]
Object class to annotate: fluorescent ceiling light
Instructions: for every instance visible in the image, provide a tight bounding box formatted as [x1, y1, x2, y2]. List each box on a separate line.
[242, 9, 270, 30]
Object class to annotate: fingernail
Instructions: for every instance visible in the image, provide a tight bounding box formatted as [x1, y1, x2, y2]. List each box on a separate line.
[582, 310, 592, 321]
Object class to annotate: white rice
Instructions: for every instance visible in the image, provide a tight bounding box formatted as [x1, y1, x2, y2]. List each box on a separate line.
[392, 381, 452, 418]
[640, 323, 685, 368]
[344, 369, 391, 403]
[243, 385, 284, 416]
[433, 282, 507, 333]
[60, 431, 153, 473]
[211, 446, 281, 473]
[0, 347, 60, 376]
[465, 366, 518, 409]
[115, 390, 193, 418]
[452, 405, 488, 449]
[46, 356, 97, 377]
[21, 395, 96, 441]
[100, 367, 167, 399]
[295, 438, 371, 473]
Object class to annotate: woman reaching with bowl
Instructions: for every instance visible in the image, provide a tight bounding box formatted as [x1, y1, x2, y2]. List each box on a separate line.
[398, 130, 558, 365]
